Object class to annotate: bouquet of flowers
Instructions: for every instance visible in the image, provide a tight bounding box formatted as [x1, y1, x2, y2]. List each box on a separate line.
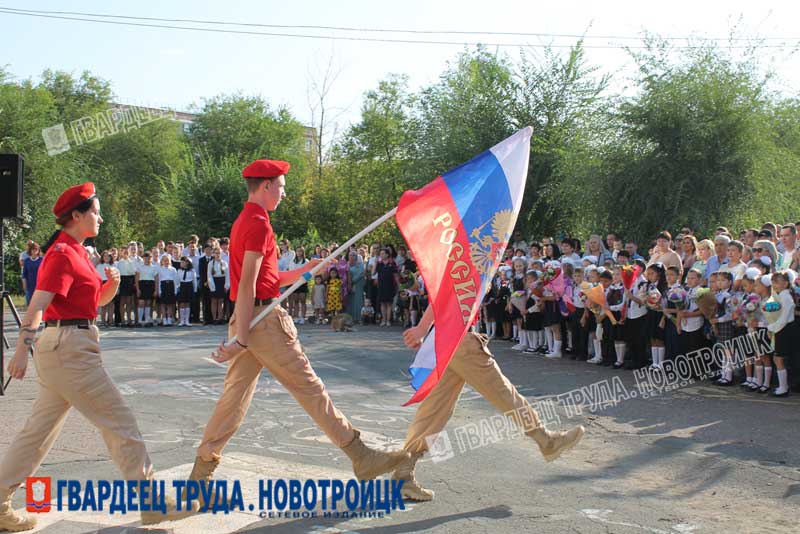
[645, 288, 663, 311]
[665, 286, 688, 325]
[732, 294, 761, 328]
[620, 264, 643, 290]
[540, 264, 560, 284]
[694, 287, 719, 336]
[510, 290, 528, 314]
[581, 284, 617, 325]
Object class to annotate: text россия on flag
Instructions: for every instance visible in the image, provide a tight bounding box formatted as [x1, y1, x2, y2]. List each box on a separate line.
[397, 127, 532, 405]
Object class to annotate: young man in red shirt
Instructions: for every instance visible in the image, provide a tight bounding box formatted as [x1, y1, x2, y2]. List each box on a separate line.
[187, 160, 408, 505]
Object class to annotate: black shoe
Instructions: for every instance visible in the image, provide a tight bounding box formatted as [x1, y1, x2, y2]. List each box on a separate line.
[757, 385, 770, 394]
[612, 362, 624, 369]
[714, 379, 732, 387]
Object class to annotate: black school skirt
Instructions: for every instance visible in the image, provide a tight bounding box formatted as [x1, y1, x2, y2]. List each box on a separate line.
[160, 281, 176, 305]
[212, 276, 226, 298]
[138, 280, 155, 300]
[119, 275, 135, 297]
[178, 281, 194, 303]
[644, 309, 665, 341]
[774, 320, 798, 357]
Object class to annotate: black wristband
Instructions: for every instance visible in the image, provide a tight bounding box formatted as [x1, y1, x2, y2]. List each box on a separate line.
[236, 340, 248, 349]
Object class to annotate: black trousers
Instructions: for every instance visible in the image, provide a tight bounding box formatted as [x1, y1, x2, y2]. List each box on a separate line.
[568, 309, 588, 359]
[624, 315, 648, 369]
[201, 285, 212, 323]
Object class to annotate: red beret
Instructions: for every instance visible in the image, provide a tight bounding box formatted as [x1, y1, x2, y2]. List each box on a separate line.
[242, 159, 290, 179]
[53, 182, 97, 217]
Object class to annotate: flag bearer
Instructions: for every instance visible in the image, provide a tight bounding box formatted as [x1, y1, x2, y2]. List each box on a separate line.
[187, 160, 409, 509]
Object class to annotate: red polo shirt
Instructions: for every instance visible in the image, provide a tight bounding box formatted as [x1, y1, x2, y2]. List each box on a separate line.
[37, 231, 103, 320]
[229, 202, 280, 301]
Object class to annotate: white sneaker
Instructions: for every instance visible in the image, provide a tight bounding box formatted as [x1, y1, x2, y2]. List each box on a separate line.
[587, 356, 601, 364]
[511, 343, 526, 350]
[298, 317, 305, 325]
[546, 351, 562, 359]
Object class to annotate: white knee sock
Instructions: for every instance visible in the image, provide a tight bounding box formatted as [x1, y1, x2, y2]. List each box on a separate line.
[592, 339, 602, 360]
[517, 329, 528, 348]
[651, 347, 660, 366]
[776, 369, 789, 393]
[753, 365, 763, 386]
[144, 307, 151, 323]
[546, 328, 554, 353]
[552, 339, 562, 355]
[657, 347, 666, 367]
[527, 330, 536, 348]
[512, 324, 518, 341]
[764, 365, 773, 388]
[567, 329, 573, 349]
[138, 307, 145, 323]
[537, 330, 544, 348]
[615, 343, 626, 364]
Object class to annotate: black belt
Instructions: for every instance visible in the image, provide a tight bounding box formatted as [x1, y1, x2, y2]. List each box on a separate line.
[45, 319, 96, 328]
[254, 298, 276, 306]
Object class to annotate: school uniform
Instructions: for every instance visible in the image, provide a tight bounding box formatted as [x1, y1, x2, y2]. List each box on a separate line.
[715, 290, 735, 343]
[116, 258, 137, 296]
[568, 284, 588, 360]
[136, 263, 158, 300]
[664, 282, 682, 362]
[177, 268, 197, 304]
[207, 259, 230, 298]
[768, 289, 797, 395]
[625, 277, 649, 368]
[157, 265, 178, 305]
[603, 284, 625, 366]
[680, 286, 708, 376]
[643, 282, 666, 341]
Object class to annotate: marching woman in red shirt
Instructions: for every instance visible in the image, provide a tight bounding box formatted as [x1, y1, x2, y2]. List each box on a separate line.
[0, 183, 194, 531]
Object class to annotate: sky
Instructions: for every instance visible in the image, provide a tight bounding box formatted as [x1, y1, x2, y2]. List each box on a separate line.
[3, 1, 800, 132]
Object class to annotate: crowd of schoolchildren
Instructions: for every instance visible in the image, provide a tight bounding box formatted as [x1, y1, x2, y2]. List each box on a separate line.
[479, 225, 800, 398]
[19, 223, 800, 397]
[19, 235, 427, 330]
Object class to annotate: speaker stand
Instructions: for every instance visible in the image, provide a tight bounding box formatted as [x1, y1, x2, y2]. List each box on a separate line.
[1, 221, 29, 395]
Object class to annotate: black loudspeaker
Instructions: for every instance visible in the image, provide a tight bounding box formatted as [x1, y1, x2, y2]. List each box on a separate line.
[0, 154, 24, 219]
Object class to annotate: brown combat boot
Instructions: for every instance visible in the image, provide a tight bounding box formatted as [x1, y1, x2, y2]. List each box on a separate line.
[391, 452, 434, 502]
[139, 478, 199, 525]
[341, 430, 410, 480]
[185, 456, 226, 511]
[0, 487, 36, 532]
[527, 425, 585, 462]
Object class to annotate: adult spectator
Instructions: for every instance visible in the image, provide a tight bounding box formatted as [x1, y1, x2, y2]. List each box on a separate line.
[559, 238, 581, 266]
[584, 235, 613, 265]
[705, 235, 730, 277]
[679, 235, 699, 275]
[21, 242, 42, 305]
[647, 231, 682, 275]
[346, 251, 366, 321]
[778, 225, 798, 270]
[624, 241, 645, 262]
[510, 230, 528, 254]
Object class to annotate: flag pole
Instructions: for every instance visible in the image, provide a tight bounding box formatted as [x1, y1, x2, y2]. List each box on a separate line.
[221, 207, 398, 351]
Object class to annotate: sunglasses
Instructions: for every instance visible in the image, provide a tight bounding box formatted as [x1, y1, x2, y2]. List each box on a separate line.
[753, 248, 764, 253]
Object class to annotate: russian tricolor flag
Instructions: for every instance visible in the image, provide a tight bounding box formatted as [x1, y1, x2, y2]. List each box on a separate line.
[397, 127, 531, 405]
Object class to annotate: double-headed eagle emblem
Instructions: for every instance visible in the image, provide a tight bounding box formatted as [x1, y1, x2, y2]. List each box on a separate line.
[469, 209, 514, 278]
